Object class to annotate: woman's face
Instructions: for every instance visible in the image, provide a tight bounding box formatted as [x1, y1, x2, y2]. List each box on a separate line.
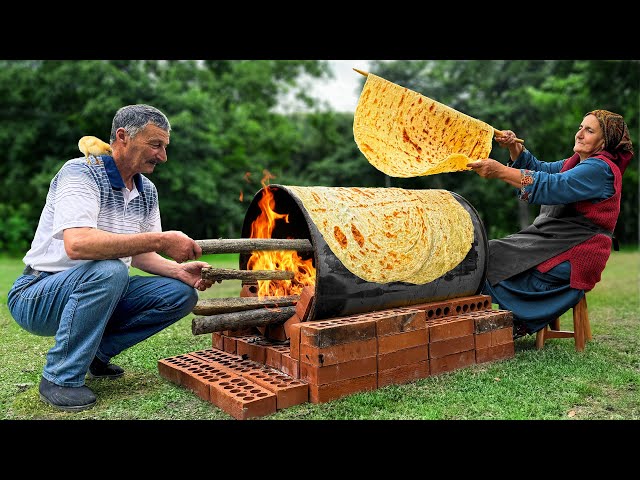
[574, 114, 605, 160]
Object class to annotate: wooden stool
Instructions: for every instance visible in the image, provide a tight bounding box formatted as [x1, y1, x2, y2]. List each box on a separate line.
[535, 295, 592, 352]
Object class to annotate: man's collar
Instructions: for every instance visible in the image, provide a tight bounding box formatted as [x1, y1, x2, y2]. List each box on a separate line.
[102, 155, 143, 191]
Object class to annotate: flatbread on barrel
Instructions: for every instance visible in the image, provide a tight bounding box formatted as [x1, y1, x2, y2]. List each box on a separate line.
[353, 73, 494, 178]
[285, 186, 473, 285]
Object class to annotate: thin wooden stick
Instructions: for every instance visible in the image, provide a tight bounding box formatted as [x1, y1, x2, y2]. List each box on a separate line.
[354, 68, 525, 144]
[201, 267, 294, 282]
[195, 238, 313, 254]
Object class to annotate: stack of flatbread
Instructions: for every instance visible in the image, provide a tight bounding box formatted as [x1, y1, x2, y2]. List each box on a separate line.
[285, 186, 473, 285]
[353, 73, 494, 177]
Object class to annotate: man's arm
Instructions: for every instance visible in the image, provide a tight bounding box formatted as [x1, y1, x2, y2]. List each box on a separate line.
[63, 227, 202, 264]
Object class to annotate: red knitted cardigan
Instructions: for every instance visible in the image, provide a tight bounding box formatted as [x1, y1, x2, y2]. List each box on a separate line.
[536, 153, 622, 291]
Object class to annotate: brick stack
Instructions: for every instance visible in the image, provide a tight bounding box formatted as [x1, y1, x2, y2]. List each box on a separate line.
[158, 294, 515, 419]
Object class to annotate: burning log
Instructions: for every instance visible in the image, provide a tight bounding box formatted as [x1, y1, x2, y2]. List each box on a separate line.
[202, 267, 294, 282]
[192, 306, 297, 335]
[195, 238, 312, 254]
[192, 295, 299, 315]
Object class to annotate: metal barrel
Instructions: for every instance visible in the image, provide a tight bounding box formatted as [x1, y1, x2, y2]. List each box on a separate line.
[240, 185, 488, 321]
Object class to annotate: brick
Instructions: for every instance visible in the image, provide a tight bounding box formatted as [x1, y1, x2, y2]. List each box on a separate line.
[377, 344, 429, 371]
[266, 345, 289, 370]
[430, 350, 476, 375]
[239, 367, 308, 410]
[289, 323, 302, 361]
[308, 374, 377, 403]
[300, 338, 378, 367]
[412, 295, 492, 320]
[476, 342, 515, 364]
[223, 336, 237, 354]
[372, 308, 426, 336]
[471, 310, 514, 334]
[211, 332, 225, 351]
[236, 336, 266, 364]
[300, 317, 376, 347]
[378, 361, 430, 388]
[209, 376, 277, 420]
[280, 352, 299, 378]
[377, 328, 428, 355]
[427, 316, 474, 342]
[475, 331, 492, 350]
[283, 313, 301, 338]
[295, 285, 314, 321]
[265, 324, 288, 342]
[429, 335, 475, 359]
[300, 356, 377, 385]
[491, 327, 513, 346]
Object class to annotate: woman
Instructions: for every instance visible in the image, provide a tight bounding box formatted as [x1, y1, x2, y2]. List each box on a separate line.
[467, 110, 634, 338]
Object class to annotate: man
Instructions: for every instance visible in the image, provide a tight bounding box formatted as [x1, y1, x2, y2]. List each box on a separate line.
[7, 104, 214, 412]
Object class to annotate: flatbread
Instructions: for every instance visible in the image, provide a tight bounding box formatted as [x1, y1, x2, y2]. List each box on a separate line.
[285, 186, 473, 284]
[353, 73, 494, 177]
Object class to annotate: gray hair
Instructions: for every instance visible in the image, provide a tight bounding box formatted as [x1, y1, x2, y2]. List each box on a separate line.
[109, 104, 171, 143]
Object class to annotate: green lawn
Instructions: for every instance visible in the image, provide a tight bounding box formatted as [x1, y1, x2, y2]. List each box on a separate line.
[1, 250, 638, 420]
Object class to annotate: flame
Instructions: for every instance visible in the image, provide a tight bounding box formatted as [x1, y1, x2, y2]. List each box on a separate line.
[246, 172, 315, 297]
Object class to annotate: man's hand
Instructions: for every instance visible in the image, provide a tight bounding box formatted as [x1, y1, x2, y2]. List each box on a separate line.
[160, 231, 203, 263]
[179, 261, 218, 291]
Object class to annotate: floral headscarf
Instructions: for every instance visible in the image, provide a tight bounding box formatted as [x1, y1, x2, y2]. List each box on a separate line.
[586, 109, 634, 174]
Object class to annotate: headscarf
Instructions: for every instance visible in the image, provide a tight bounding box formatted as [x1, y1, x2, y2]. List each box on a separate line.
[586, 109, 634, 174]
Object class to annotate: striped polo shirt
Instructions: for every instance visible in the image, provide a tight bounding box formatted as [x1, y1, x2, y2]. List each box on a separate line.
[23, 155, 161, 272]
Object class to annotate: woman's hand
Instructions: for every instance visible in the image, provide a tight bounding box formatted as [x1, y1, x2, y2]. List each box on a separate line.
[495, 130, 524, 160]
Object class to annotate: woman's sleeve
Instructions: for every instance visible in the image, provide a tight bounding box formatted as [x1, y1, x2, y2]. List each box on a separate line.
[517, 158, 615, 205]
[510, 148, 565, 173]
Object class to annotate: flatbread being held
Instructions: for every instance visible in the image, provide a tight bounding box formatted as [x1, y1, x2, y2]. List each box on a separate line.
[353, 73, 494, 178]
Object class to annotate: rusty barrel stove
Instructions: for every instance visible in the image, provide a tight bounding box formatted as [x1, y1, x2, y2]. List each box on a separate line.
[239, 185, 488, 322]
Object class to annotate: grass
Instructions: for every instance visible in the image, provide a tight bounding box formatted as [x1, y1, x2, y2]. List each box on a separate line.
[1, 250, 638, 421]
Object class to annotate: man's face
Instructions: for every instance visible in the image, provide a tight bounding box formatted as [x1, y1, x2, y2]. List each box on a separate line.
[122, 124, 170, 174]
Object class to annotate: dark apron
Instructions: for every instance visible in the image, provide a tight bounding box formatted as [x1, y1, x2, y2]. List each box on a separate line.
[486, 204, 614, 286]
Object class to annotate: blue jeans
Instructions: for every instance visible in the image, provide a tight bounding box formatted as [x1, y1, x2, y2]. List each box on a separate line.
[7, 260, 198, 387]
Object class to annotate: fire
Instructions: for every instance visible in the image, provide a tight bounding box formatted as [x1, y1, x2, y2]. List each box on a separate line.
[246, 173, 315, 297]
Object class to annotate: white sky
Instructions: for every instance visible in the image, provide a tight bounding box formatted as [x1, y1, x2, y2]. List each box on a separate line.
[277, 60, 371, 113]
[311, 60, 371, 112]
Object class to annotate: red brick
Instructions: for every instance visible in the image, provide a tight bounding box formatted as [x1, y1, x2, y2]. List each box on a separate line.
[223, 336, 237, 354]
[300, 356, 377, 385]
[239, 368, 308, 410]
[491, 327, 513, 346]
[377, 328, 428, 355]
[475, 331, 492, 350]
[377, 344, 429, 371]
[471, 310, 514, 334]
[283, 313, 301, 338]
[295, 285, 314, 321]
[300, 317, 376, 347]
[289, 323, 302, 361]
[427, 317, 475, 342]
[300, 338, 378, 367]
[378, 361, 430, 388]
[280, 352, 299, 378]
[265, 324, 288, 342]
[430, 350, 476, 375]
[412, 295, 492, 320]
[209, 377, 277, 420]
[372, 308, 426, 336]
[308, 374, 377, 403]
[265, 345, 288, 370]
[429, 335, 475, 359]
[211, 332, 225, 351]
[476, 342, 515, 364]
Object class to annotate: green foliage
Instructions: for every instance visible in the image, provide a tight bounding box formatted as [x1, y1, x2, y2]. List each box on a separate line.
[0, 59, 637, 249]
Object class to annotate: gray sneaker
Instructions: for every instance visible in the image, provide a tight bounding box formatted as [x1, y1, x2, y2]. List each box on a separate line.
[39, 377, 97, 412]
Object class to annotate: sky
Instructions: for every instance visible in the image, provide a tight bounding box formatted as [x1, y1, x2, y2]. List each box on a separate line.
[310, 60, 371, 112]
[277, 60, 371, 114]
